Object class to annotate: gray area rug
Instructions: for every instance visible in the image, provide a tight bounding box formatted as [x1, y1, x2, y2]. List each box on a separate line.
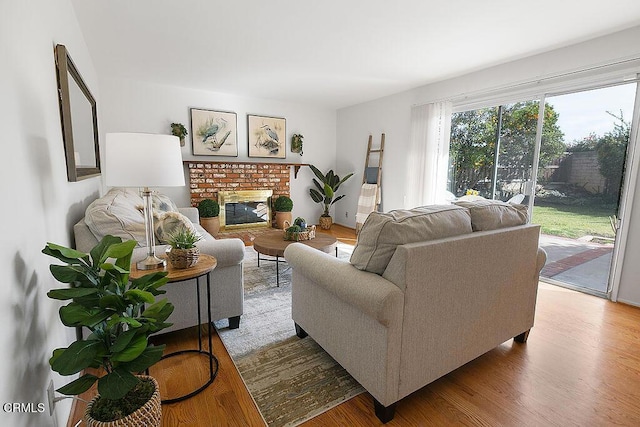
[215, 243, 364, 427]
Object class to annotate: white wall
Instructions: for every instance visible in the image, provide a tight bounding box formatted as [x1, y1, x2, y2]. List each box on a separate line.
[336, 26, 640, 303]
[98, 78, 337, 224]
[0, 1, 102, 425]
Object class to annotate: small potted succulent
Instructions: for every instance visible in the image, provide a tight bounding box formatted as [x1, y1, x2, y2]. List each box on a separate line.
[197, 199, 220, 236]
[170, 122, 188, 147]
[43, 236, 174, 426]
[273, 195, 293, 229]
[293, 216, 307, 229]
[166, 228, 202, 269]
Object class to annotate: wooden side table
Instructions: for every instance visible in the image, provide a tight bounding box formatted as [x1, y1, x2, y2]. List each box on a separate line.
[130, 254, 218, 404]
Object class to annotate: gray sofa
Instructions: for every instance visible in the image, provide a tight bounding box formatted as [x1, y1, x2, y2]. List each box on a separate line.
[284, 203, 546, 423]
[74, 188, 245, 333]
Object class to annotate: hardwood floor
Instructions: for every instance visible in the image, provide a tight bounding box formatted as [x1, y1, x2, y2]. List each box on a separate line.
[68, 225, 640, 426]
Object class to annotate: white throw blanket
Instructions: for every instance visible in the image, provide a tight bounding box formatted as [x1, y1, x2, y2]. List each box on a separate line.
[355, 183, 379, 227]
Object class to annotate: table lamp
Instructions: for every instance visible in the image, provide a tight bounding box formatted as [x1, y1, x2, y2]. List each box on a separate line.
[105, 132, 185, 270]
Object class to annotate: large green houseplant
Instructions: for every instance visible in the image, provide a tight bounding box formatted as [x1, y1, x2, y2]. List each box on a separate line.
[44, 235, 174, 425]
[309, 164, 353, 229]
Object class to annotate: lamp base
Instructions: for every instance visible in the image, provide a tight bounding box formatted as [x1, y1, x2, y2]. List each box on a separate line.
[136, 255, 167, 270]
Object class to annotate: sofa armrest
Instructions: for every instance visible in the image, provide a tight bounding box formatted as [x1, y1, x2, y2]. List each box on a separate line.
[196, 237, 245, 268]
[178, 207, 200, 224]
[537, 247, 547, 275]
[284, 243, 403, 327]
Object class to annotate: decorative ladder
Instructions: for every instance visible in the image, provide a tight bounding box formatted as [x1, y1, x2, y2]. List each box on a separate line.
[357, 133, 385, 233]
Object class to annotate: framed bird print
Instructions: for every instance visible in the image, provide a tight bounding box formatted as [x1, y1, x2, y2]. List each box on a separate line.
[190, 108, 238, 156]
[247, 114, 286, 159]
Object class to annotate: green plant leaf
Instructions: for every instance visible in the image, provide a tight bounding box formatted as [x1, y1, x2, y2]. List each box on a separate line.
[145, 301, 175, 325]
[99, 295, 127, 311]
[59, 303, 112, 328]
[47, 287, 98, 300]
[56, 374, 99, 396]
[97, 368, 139, 400]
[124, 289, 155, 304]
[50, 340, 101, 375]
[122, 345, 165, 372]
[119, 316, 143, 328]
[43, 243, 88, 264]
[110, 329, 138, 354]
[309, 164, 326, 183]
[331, 194, 346, 205]
[130, 271, 169, 291]
[111, 335, 147, 363]
[89, 235, 124, 265]
[49, 264, 85, 284]
[310, 188, 324, 203]
[323, 183, 334, 198]
[142, 299, 169, 318]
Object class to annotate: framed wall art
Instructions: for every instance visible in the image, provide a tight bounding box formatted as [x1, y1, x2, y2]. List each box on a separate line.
[190, 108, 238, 156]
[247, 114, 286, 159]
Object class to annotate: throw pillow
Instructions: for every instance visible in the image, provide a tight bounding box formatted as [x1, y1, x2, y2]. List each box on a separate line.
[350, 205, 473, 275]
[85, 188, 147, 245]
[454, 199, 528, 231]
[155, 211, 199, 244]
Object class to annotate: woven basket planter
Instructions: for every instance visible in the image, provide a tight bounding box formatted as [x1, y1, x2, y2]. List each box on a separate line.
[85, 375, 161, 427]
[167, 247, 200, 269]
[318, 215, 332, 230]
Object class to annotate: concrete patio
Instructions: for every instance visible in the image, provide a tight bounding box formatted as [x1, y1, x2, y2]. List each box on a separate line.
[539, 234, 614, 294]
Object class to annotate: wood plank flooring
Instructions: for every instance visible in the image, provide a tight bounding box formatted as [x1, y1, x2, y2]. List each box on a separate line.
[69, 225, 640, 426]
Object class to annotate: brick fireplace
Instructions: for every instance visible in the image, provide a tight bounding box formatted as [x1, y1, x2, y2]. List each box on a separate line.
[186, 162, 294, 227]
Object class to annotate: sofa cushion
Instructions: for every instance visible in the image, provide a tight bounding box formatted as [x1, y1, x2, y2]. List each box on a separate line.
[155, 211, 199, 244]
[350, 205, 473, 275]
[84, 187, 181, 246]
[454, 199, 528, 231]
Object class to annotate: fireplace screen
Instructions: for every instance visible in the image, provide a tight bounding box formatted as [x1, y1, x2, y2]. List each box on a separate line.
[218, 190, 273, 230]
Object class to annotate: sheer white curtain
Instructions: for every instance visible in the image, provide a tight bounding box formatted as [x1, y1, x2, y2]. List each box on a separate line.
[405, 101, 453, 208]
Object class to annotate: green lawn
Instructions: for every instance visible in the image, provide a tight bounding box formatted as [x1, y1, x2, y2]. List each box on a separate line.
[532, 204, 616, 239]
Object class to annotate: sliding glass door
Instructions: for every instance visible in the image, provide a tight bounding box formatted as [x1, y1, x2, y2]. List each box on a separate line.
[535, 83, 637, 295]
[449, 82, 638, 297]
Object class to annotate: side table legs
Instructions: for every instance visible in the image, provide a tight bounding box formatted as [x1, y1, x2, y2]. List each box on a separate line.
[159, 273, 219, 404]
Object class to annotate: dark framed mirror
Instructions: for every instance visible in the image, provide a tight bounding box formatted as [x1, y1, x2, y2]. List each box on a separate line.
[55, 44, 100, 181]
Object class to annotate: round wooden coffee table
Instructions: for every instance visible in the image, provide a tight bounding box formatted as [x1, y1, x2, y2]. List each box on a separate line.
[253, 230, 338, 286]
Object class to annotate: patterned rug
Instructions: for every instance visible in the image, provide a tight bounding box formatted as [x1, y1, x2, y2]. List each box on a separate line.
[215, 243, 364, 427]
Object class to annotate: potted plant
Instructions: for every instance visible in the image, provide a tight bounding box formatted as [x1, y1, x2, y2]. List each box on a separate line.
[198, 198, 220, 236]
[291, 133, 303, 155]
[309, 165, 354, 229]
[293, 216, 307, 229]
[43, 235, 174, 426]
[273, 195, 293, 229]
[165, 228, 202, 269]
[170, 122, 188, 147]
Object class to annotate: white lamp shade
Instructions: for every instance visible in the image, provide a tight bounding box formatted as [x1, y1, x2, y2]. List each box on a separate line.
[105, 133, 185, 187]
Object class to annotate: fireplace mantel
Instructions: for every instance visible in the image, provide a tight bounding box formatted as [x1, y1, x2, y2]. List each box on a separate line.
[184, 161, 309, 178]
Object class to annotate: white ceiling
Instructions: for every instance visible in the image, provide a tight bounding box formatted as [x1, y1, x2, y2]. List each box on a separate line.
[71, 0, 640, 109]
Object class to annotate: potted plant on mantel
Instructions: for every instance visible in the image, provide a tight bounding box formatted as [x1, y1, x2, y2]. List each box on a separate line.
[198, 198, 220, 236]
[273, 195, 293, 229]
[43, 235, 174, 426]
[309, 164, 354, 230]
